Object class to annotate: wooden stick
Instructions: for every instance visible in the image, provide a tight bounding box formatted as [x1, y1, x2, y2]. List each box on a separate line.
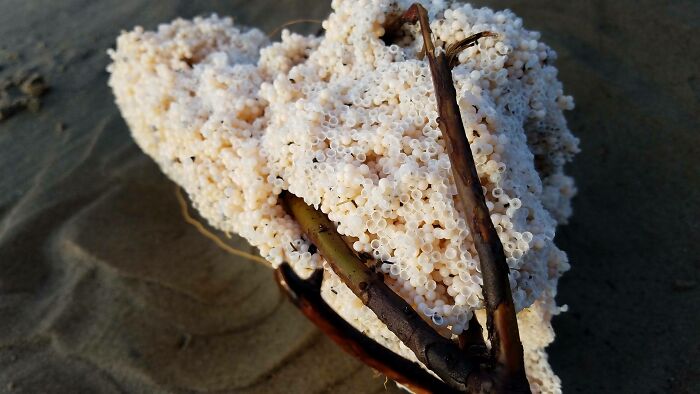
[276, 4, 530, 391]
[401, 4, 529, 392]
[280, 191, 490, 392]
[274, 263, 460, 394]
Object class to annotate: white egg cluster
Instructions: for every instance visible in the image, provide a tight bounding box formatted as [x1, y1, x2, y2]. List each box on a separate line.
[109, 1, 578, 392]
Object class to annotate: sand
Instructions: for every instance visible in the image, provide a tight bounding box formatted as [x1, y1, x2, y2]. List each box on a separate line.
[0, 0, 698, 393]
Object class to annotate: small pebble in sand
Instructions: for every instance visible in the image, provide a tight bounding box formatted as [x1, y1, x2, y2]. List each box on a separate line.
[0, 72, 49, 122]
[55, 121, 66, 133]
[20, 73, 49, 97]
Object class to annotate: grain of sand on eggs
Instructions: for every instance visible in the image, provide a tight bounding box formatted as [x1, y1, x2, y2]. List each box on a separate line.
[108, 0, 579, 392]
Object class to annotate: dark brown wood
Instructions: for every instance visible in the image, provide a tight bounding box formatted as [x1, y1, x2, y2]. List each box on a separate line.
[401, 4, 529, 392]
[445, 32, 499, 69]
[459, 315, 488, 359]
[280, 191, 492, 392]
[274, 263, 460, 394]
[275, 4, 532, 391]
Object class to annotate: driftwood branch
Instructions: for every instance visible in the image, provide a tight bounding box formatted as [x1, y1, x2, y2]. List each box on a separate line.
[274, 3, 530, 392]
[401, 4, 528, 391]
[280, 191, 490, 392]
[274, 263, 458, 394]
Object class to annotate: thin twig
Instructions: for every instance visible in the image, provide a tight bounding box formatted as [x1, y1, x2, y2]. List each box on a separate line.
[445, 31, 499, 69]
[274, 263, 459, 394]
[280, 191, 490, 392]
[176, 186, 269, 266]
[402, 4, 529, 392]
[275, 4, 529, 392]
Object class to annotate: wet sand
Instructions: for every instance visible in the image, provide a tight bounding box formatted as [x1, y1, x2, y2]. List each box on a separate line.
[0, 1, 698, 393]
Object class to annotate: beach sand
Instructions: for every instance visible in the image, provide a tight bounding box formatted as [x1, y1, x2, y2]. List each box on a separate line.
[0, 0, 698, 393]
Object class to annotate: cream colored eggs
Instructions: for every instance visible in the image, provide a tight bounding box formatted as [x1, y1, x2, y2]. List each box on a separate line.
[109, 2, 578, 392]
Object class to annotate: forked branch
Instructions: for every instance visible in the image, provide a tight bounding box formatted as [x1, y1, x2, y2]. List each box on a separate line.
[275, 263, 459, 394]
[275, 3, 530, 392]
[280, 191, 490, 392]
[401, 4, 528, 391]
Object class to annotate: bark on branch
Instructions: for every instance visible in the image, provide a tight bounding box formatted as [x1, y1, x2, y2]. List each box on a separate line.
[274, 263, 459, 394]
[275, 3, 531, 392]
[280, 191, 490, 392]
[401, 4, 528, 392]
